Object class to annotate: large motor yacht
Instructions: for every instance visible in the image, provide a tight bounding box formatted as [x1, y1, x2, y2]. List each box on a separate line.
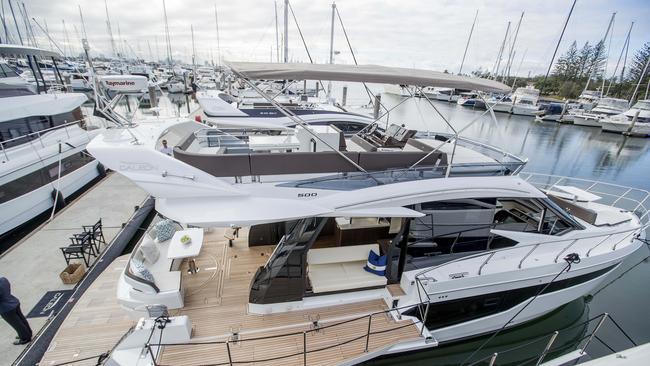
[197, 89, 375, 135]
[492, 86, 540, 116]
[600, 99, 650, 136]
[572, 97, 629, 127]
[81, 62, 649, 365]
[0, 45, 105, 237]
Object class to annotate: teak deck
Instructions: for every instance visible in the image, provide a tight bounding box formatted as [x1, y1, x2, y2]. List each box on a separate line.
[40, 228, 421, 366]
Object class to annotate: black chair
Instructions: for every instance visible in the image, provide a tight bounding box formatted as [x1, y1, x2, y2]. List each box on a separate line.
[71, 232, 98, 257]
[82, 219, 107, 253]
[60, 240, 92, 267]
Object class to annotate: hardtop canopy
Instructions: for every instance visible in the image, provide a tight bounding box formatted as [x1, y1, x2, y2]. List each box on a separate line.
[227, 61, 511, 93]
[0, 44, 63, 59]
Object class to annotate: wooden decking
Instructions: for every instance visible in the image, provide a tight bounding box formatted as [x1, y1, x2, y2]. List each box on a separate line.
[160, 228, 421, 365]
[39, 256, 135, 366]
[40, 228, 421, 366]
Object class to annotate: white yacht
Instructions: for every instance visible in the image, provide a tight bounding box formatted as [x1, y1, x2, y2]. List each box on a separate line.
[80, 63, 648, 365]
[456, 91, 481, 106]
[600, 100, 650, 136]
[573, 97, 629, 127]
[89, 119, 647, 364]
[0, 45, 107, 237]
[197, 89, 376, 135]
[506, 86, 540, 116]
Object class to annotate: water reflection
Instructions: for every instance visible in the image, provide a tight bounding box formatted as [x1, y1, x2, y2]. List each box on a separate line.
[378, 95, 650, 191]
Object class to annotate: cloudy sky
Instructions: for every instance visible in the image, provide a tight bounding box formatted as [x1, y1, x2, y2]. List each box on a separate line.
[9, 0, 650, 76]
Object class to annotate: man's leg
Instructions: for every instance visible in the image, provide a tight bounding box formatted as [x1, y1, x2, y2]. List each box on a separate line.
[1, 308, 32, 342]
[15, 305, 32, 340]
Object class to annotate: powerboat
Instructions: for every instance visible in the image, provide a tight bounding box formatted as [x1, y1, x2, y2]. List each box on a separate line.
[456, 91, 481, 106]
[90, 119, 647, 363]
[572, 97, 629, 127]
[197, 89, 376, 135]
[84, 62, 649, 365]
[600, 100, 650, 136]
[510, 86, 540, 116]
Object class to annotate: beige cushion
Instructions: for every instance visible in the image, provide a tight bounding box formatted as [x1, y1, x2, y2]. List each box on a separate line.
[307, 244, 386, 293]
[308, 260, 386, 293]
[307, 244, 379, 265]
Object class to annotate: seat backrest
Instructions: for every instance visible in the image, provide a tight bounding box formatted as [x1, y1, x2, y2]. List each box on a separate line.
[307, 244, 379, 265]
[249, 151, 361, 175]
[358, 151, 446, 171]
[174, 147, 252, 177]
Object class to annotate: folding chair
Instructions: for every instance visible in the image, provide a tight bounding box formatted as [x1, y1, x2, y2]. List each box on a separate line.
[60, 242, 91, 267]
[71, 232, 98, 257]
[82, 219, 107, 253]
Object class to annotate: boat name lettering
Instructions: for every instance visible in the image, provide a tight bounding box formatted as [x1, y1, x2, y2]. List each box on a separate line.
[119, 161, 157, 171]
[105, 80, 136, 86]
[297, 192, 317, 198]
[449, 272, 469, 279]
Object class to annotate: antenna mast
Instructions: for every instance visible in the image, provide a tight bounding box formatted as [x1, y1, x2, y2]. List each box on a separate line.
[458, 9, 478, 75]
[103, 0, 117, 57]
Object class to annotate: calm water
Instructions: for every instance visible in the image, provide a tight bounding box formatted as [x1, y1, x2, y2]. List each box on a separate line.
[167, 88, 650, 365]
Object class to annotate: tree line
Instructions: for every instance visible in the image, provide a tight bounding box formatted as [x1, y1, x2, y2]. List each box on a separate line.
[471, 41, 649, 101]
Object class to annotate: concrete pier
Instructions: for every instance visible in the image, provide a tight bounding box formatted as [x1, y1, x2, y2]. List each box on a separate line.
[0, 172, 147, 366]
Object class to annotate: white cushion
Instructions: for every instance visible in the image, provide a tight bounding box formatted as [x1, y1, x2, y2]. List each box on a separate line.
[307, 244, 379, 265]
[308, 260, 386, 293]
[139, 239, 160, 264]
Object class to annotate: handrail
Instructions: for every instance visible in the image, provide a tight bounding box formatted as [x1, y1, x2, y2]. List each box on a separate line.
[0, 118, 87, 147]
[414, 225, 641, 281]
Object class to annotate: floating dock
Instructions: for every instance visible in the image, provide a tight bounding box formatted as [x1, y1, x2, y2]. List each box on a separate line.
[0, 172, 148, 366]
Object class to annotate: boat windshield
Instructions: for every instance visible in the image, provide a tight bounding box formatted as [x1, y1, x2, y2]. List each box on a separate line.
[0, 63, 19, 78]
[632, 100, 650, 110]
[598, 98, 628, 110]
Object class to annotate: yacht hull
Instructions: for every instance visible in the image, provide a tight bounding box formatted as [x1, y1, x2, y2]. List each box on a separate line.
[573, 115, 602, 127]
[0, 159, 100, 236]
[511, 105, 538, 116]
[601, 120, 650, 136]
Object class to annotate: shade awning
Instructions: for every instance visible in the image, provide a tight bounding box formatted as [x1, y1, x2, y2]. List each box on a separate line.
[0, 44, 63, 59]
[226, 61, 511, 93]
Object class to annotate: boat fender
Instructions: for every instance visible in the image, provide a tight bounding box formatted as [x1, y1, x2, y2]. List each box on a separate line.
[51, 189, 66, 211]
[96, 162, 107, 177]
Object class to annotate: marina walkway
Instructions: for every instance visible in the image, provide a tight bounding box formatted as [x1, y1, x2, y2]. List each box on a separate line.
[0, 172, 147, 366]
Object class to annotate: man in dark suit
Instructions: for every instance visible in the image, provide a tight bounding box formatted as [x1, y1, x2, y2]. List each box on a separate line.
[0, 277, 32, 345]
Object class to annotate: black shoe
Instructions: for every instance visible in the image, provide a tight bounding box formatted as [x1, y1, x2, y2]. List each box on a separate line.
[13, 339, 31, 345]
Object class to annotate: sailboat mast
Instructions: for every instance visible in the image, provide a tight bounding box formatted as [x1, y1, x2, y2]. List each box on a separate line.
[214, 3, 221, 67]
[606, 21, 633, 95]
[283, 0, 289, 63]
[458, 9, 478, 75]
[191, 24, 196, 77]
[104, 0, 117, 57]
[8, 0, 23, 45]
[274, 1, 280, 62]
[78, 5, 87, 40]
[540, 0, 577, 94]
[493, 21, 510, 79]
[504, 11, 524, 81]
[162, 0, 173, 66]
[583, 12, 615, 94]
[327, 1, 336, 100]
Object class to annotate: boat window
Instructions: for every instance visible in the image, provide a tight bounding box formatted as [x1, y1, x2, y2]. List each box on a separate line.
[0, 63, 19, 78]
[0, 108, 84, 148]
[0, 151, 95, 204]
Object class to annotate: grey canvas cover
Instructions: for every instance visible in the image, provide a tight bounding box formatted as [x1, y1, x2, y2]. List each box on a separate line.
[227, 61, 510, 93]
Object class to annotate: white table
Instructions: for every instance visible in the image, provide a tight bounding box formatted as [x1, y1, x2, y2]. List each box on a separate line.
[167, 228, 204, 274]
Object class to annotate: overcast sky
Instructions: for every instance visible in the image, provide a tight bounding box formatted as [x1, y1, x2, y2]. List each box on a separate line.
[10, 0, 650, 76]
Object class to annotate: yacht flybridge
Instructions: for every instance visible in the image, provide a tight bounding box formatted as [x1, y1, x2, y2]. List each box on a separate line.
[85, 62, 649, 365]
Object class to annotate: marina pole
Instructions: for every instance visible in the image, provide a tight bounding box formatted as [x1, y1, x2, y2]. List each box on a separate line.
[274, 1, 280, 63]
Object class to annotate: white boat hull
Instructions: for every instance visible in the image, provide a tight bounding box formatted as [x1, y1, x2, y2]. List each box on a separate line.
[511, 105, 538, 116]
[573, 115, 602, 127]
[0, 160, 100, 236]
[601, 120, 650, 136]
